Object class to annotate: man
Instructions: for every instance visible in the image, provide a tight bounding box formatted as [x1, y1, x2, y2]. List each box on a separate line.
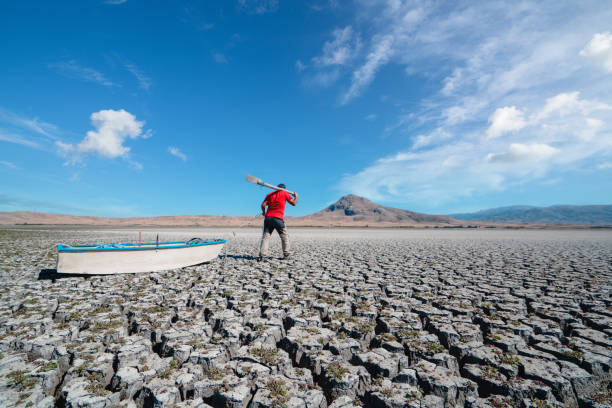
[258, 184, 298, 261]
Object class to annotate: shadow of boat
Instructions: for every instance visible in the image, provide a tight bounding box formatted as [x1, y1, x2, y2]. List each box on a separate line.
[38, 269, 97, 280]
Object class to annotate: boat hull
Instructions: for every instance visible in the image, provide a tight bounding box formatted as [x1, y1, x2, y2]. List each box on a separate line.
[56, 240, 225, 275]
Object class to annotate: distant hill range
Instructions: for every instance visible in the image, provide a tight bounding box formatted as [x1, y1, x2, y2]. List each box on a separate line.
[450, 205, 612, 225]
[0, 211, 262, 227]
[0, 195, 608, 227]
[0, 194, 461, 227]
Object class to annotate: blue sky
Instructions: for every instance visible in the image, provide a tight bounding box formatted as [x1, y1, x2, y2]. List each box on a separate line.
[1, 0, 611, 217]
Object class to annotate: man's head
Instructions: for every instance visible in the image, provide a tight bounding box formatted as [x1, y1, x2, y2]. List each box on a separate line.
[277, 183, 286, 189]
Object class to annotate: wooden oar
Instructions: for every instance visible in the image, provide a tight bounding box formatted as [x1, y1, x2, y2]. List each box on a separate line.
[246, 174, 295, 195]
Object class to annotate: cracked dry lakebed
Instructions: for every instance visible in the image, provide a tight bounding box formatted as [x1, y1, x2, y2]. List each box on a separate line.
[0, 227, 611, 408]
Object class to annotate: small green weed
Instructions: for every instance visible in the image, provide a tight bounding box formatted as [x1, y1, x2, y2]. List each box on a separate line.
[250, 347, 279, 365]
[267, 379, 289, 408]
[326, 362, 349, 382]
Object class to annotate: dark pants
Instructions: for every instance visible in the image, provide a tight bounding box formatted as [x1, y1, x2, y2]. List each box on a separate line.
[259, 217, 290, 257]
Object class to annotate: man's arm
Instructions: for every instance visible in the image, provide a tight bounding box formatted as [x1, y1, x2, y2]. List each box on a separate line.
[288, 191, 298, 206]
[261, 200, 267, 216]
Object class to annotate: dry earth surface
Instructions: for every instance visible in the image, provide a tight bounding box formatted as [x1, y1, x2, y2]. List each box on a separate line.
[0, 227, 611, 408]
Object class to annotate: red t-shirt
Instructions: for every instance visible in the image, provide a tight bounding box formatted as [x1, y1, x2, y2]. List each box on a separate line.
[264, 190, 292, 219]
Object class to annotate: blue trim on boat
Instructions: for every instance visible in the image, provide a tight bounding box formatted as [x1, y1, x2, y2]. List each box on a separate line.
[57, 239, 226, 252]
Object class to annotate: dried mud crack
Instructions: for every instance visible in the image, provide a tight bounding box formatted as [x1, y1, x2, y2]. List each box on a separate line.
[0, 227, 611, 408]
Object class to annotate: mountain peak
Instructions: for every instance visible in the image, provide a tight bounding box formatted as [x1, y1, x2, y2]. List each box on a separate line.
[326, 195, 380, 216]
[304, 194, 455, 224]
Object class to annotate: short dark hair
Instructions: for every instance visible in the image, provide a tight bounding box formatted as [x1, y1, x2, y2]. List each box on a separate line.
[277, 183, 286, 189]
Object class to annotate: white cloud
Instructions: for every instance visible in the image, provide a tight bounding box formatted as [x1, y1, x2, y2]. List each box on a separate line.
[0, 108, 59, 148]
[486, 106, 526, 139]
[341, 34, 393, 104]
[127, 159, 143, 170]
[443, 105, 473, 126]
[313, 26, 360, 67]
[0, 130, 43, 149]
[580, 32, 612, 72]
[55, 141, 74, 154]
[364, 114, 377, 121]
[168, 146, 187, 161]
[340, 141, 503, 204]
[237, 0, 278, 14]
[213, 53, 228, 64]
[104, 0, 127, 4]
[441, 68, 462, 96]
[412, 127, 452, 149]
[310, 0, 339, 12]
[304, 1, 611, 111]
[378, 152, 413, 164]
[330, 2, 612, 207]
[487, 143, 559, 163]
[305, 69, 340, 88]
[199, 23, 214, 31]
[48, 60, 117, 87]
[537, 92, 581, 119]
[123, 62, 151, 91]
[536, 92, 611, 120]
[340, 91, 612, 206]
[579, 118, 604, 141]
[0, 109, 62, 151]
[0, 160, 16, 169]
[0, 108, 58, 139]
[598, 161, 612, 169]
[303, 26, 363, 90]
[58, 109, 147, 160]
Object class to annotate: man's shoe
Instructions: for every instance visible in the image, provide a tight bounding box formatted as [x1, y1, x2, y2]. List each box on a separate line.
[257, 256, 266, 262]
[282, 254, 290, 260]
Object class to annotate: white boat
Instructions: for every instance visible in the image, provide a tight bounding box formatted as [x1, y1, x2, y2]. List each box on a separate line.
[56, 238, 226, 275]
